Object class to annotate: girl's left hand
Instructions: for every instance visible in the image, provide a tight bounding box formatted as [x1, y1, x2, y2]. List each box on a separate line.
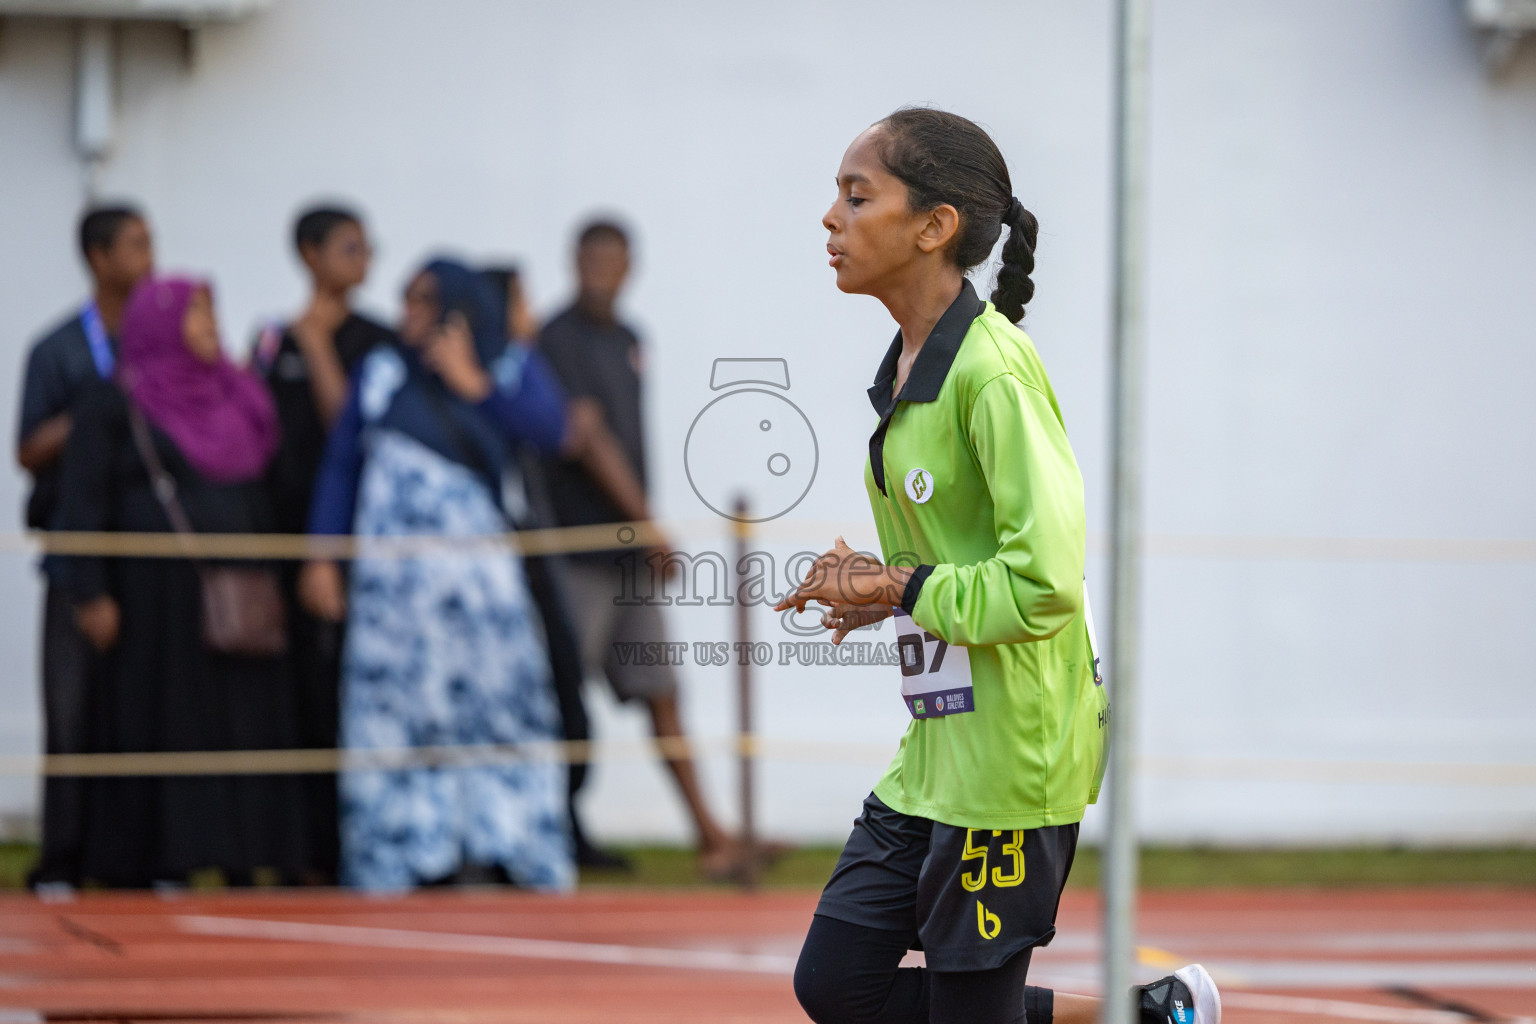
[423, 312, 493, 401]
[773, 535, 911, 614]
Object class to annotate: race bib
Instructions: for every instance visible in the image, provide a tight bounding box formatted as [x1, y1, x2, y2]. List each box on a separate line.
[894, 608, 974, 719]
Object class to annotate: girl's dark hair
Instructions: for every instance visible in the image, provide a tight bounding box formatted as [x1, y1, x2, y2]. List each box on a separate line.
[872, 108, 1038, 323]
[293, 205, 362, 253]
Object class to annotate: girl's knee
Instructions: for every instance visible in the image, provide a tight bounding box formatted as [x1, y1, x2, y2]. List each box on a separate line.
[795, 915, 916, 1023]
[793, 947, 846, 1023]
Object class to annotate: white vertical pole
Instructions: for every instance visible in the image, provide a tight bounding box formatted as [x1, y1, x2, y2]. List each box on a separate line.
[733, 497, 758, 890]
[75, 20, 116, 196]
[1102, 0, 1151, 1023]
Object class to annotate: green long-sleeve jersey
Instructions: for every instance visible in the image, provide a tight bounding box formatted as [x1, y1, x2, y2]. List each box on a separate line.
[863, 280, 1107, 830]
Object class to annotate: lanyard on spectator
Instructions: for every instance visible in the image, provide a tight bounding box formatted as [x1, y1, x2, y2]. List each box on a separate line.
[80, 300, 115, 378]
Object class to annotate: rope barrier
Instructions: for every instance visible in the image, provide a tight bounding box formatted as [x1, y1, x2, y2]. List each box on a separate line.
[3, 521, 673, 560]
[2, 517, 1530, 814]
[1, 525, 1531, 562]
[1135, 533, 1536, 564]
[1, 739, 1532, 786]
[1140, 754, 1536, 787]
[0, 736, 891, 778]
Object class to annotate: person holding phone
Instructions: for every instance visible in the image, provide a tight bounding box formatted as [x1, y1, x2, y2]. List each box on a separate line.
[300, 258, 573, 891]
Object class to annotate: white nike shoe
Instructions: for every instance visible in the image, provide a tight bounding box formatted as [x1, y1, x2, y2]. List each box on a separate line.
[1174, 964, 1221, 1024]
[1135, 963, 1221, 1024]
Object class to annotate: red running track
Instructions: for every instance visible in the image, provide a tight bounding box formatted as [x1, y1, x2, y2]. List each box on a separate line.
[0, 888, 1531, 1023]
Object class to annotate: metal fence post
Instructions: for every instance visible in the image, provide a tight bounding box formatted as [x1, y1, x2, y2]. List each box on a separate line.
[1103, 0, 1152, 1020]
[733, 496, 758, 890]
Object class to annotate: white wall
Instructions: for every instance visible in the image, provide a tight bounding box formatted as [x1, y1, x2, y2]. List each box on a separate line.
[0, 0, 1531, 846]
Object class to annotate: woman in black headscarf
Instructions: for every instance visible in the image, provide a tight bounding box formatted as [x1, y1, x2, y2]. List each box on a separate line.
[301, 258, 573, 891]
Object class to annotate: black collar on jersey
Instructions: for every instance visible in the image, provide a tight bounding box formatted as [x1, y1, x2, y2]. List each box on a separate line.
[865, 278, 985, 496]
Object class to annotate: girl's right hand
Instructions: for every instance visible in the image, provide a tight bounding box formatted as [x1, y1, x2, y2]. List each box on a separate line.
[421, 312, 492, 401]
[818, 601, 893, 645]
[74, 595, 120, 651]
[299, 560, 347, 623]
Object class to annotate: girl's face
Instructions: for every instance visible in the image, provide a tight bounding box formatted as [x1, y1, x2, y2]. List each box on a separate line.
[181, 286, 222, 364]
[400, 272, 441, 347]
[822, 128, 927, 297]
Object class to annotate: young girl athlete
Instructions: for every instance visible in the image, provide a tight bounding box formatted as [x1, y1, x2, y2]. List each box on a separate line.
[776, 109, 1223, 1024]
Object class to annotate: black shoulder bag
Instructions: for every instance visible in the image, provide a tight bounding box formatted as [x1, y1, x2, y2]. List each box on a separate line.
[127, 403, 289, 658]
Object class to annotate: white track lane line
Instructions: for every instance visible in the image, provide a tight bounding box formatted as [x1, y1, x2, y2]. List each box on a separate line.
[1221, 994, 1481, 1024]
[1042, 932, 1536, 955]
[175, 914, 1536, 1024]
[174, 914, 799, 975]
[1189, 960, 1536, 989]
[1250, 931, 1536, 954]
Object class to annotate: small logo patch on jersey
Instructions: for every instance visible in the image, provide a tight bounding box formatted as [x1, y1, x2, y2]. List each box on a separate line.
[976, 901, 1001, 940]
[905, 468, 935, 504]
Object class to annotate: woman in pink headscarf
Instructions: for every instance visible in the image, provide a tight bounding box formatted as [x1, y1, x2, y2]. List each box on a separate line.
[51, 275, 306, 888]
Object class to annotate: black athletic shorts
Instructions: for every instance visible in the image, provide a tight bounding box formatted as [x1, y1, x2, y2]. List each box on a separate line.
[814, 792, 1080, 973]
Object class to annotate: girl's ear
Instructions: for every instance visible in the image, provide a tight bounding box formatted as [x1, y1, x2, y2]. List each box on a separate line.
[915, 203, 960, 255]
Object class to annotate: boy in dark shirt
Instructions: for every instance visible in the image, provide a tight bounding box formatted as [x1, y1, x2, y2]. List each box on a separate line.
[540, 221, 750, 879]
[15, 204, 154, 888]
[252, 205, 391, 884]
[254, 206, 393, 533]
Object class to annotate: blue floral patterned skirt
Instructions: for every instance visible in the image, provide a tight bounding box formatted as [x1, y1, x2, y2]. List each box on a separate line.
[339, 429, 573, 892]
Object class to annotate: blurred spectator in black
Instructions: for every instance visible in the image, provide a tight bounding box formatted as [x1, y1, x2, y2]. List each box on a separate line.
[15, 204, 153, 889]
[537, 221, 749, 880]
[54, 275, 305, 887]
[252, 205, 391, 884]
